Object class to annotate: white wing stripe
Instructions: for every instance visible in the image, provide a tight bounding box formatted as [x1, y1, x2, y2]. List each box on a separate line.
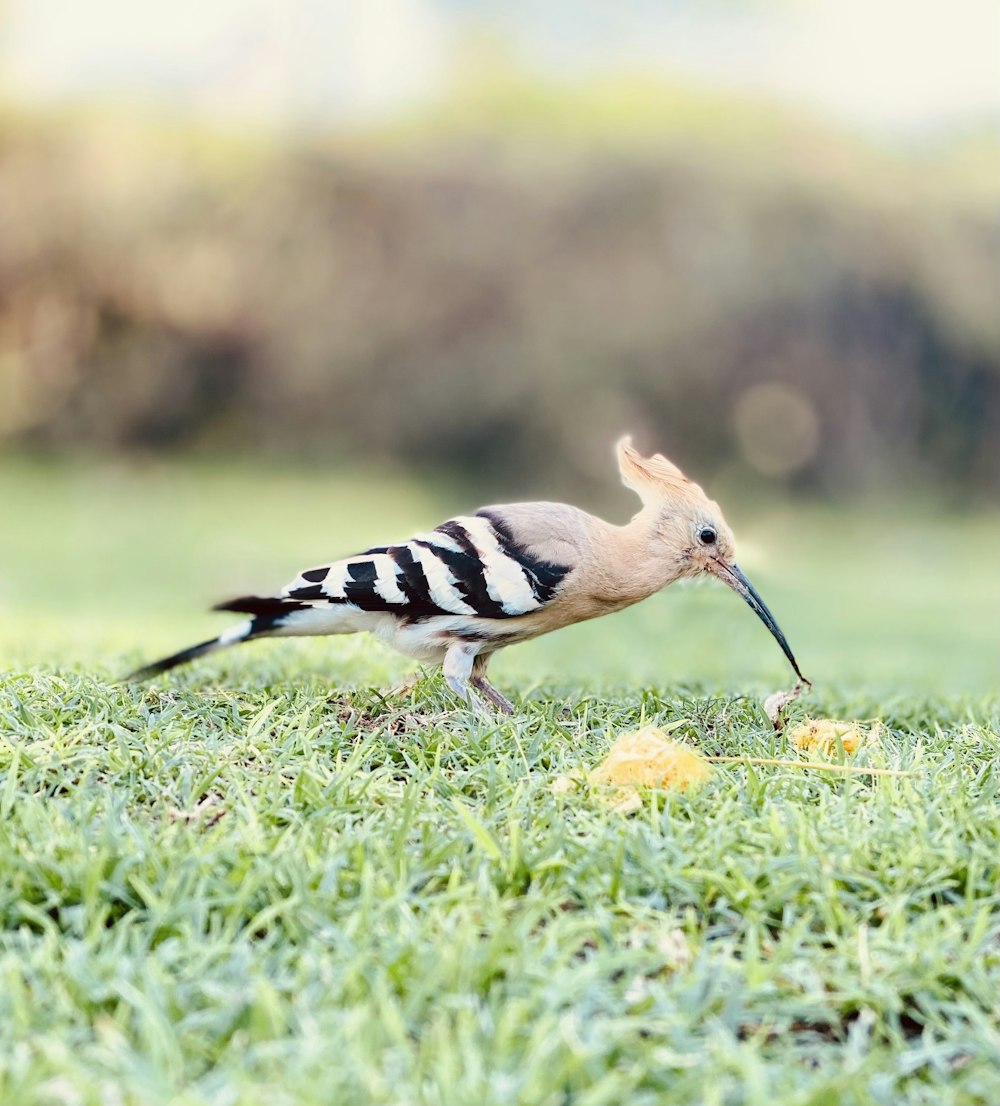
[411, 528, 463, 553]
[413, 542, 477, 614]
[368, 553, 407, 605]
[322, 568, 348, 599]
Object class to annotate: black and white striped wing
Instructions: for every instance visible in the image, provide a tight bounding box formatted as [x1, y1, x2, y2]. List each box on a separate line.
[281, 511, 571, 620]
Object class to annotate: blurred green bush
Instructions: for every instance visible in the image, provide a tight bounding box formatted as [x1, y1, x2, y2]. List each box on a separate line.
[1, 81, 996, 496]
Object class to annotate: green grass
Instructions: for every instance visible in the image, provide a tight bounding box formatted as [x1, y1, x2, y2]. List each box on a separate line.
[1, 461, 998, 1104]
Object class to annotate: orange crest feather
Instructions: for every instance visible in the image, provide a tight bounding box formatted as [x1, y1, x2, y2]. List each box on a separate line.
[616, 436, 704, 506]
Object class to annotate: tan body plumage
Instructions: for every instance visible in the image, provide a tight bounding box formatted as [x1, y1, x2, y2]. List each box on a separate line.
[130, 439, 807, 712]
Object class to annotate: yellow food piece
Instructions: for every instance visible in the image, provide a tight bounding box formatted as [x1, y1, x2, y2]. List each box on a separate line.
[789, 718, 866, 755]
[589, 726, 713, 793]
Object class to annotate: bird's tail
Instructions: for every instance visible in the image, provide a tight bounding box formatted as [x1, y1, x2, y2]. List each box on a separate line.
[126, 596, 314, 682]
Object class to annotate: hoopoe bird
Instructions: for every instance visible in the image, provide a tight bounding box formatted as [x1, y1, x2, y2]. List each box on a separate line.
[129, 438, 807, 713]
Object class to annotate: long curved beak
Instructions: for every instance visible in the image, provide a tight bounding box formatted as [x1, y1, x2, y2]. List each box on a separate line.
[708, 559, 810, 684]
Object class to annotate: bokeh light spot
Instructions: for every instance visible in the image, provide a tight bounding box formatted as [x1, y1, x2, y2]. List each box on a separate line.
[733, 381, 820, 478]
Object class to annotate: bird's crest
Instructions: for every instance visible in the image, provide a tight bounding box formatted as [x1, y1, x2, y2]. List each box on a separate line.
[616, 436, 706, 507]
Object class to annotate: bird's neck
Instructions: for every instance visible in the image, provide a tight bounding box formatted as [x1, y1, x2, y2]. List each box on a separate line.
[585, 506, 680, 609]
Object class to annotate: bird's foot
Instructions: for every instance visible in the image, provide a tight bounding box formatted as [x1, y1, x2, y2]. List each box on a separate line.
[443, 643, 514, 716]
[444, 672, 471, 704]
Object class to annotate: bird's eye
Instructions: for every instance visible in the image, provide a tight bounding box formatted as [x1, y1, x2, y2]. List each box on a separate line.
[698, 527, 717, 545]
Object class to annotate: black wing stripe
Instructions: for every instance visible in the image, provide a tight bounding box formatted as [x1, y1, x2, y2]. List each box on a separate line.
[386, 544, 440, 618]
[286, 582, 327, 600]
[417, 530, 507, 618]
[346, 561, 378, 584]
[476, 510, 571, 604]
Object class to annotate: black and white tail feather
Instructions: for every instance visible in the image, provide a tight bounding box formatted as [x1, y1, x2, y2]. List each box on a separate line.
[125, 597, 315, 683]
[127, 509, 571, 713]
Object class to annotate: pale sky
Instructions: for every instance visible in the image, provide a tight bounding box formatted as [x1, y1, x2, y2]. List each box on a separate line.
[1, 0, 995, 133]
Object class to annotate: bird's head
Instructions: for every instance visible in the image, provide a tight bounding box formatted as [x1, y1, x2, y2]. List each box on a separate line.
[617, 437, 809, 683]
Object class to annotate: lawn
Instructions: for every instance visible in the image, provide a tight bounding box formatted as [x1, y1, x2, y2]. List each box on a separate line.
[0, 461, 998, 1105]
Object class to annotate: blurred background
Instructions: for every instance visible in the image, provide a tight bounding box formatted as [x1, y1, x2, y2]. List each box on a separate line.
[0, 0, 997, 694]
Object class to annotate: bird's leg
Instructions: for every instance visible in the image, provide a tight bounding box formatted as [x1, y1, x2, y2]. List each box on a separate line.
[469, 653, 515, 716]
[470, 675, 515, 716]
[442, 642, 477, 707]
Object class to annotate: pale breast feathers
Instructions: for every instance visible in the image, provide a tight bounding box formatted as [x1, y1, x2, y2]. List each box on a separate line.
[280, 511, 572, 620]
